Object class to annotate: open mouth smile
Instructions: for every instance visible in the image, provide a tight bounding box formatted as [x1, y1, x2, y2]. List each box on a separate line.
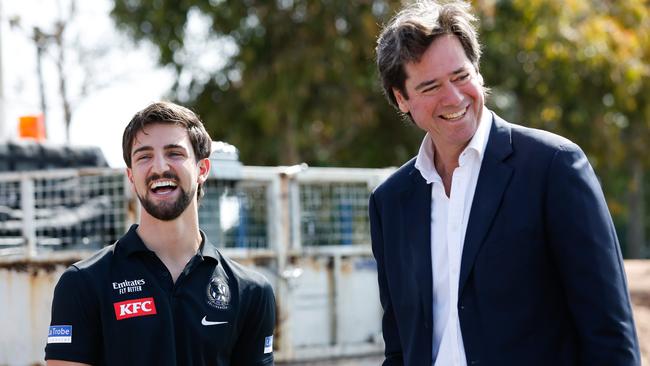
[149, 180, 178, 195]
[439, 105, 469, 121]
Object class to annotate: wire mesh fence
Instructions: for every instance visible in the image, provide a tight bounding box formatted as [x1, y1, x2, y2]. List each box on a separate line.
[0, 170, 129, 255]
[0, 166, 393, 256]
[299, 182, 372, 246]
[199, 179, 270, 249]
[32, 172, 128, 250]
[0, 179, 23, 251]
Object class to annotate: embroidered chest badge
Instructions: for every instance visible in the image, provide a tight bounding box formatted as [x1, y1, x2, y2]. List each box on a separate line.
[206, 277, 230, 310]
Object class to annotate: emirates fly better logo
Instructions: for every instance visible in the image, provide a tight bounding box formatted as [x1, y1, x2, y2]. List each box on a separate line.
[113, 297, 157, 320]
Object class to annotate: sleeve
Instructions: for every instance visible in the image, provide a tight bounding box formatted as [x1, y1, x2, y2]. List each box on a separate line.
[545, 144, 640, 365]
[44, 266, 102, 364]
[369, 192, 404, 366]
[230, 278, 276, 366]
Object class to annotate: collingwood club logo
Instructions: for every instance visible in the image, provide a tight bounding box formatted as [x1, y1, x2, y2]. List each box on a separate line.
[206, 277, 230, 309]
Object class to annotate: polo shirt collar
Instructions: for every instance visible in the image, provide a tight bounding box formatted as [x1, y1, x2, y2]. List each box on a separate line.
[198, 233, 220, 262]
[118, 224, 150, 257]
[118, 224, 219, 263]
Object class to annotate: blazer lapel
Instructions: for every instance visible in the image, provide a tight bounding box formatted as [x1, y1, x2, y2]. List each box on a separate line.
[459, 114, 514, 295]
[400, 167, 433, 330]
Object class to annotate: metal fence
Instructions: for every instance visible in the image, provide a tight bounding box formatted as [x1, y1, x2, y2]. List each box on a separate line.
[0, 169, 129, 256]
[0, 165, 393, 256]
[199, 179, 270, 249]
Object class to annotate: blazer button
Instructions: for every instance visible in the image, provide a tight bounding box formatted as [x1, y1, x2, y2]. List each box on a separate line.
[459, 304, 465, 310]
[470, 360, 480, 365]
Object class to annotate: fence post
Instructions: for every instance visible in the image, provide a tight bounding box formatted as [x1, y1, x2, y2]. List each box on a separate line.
[272, 172, 293, 358]
[20, 175, 36, 258]
[289, 178, 301, 250]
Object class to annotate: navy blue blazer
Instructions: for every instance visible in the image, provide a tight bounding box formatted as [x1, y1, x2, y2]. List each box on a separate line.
[369, 112, 640, 365]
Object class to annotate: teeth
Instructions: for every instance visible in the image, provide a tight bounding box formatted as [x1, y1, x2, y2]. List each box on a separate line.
[151, 180, 177, 189]
[441, 108, 466, 120]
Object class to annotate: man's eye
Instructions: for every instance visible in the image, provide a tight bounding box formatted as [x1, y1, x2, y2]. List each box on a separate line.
[422, 85, 440, 94]
[455, 73, 470, 82]
[136, 155, 150, 161]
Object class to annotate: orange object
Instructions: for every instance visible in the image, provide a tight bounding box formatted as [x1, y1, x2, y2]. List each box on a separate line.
[18, 114, 46, 141]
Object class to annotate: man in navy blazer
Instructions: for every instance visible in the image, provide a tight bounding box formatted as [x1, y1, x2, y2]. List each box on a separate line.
[370, 1, 640, 365]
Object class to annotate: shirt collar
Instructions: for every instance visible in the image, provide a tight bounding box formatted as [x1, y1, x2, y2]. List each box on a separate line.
[118, 224, 219, 263]
[414, 132, 439, 184]
[198, 232, 220, 262]
[415, 106, 492, 184]
[118, 224, 150, 257]
[465, 106, 492, 161]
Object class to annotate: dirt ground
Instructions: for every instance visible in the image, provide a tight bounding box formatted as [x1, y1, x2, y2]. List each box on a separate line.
[281, 260, 650, 365]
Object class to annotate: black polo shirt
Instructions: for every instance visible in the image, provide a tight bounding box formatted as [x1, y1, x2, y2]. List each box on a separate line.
[45, 225, 275, 365]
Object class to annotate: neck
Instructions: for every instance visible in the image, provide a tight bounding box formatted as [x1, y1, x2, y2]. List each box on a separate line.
[433, 141, 465, 174]
[432, 143, 465, 197]
[136, 202, 202, 274]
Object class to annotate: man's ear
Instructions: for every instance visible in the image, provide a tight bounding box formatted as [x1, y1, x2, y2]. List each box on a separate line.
[126, 168, 137, 196]
[126, 168, 134, 185]
[197, 158, 210, 184]
[393, 88, 410, 114]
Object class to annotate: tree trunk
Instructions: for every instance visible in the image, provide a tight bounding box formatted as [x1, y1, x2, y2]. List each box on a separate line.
[34, 28, 48, 136]
[54, 22, 72, 144]
[626, 158, 645, 258]
[283, 113, 299, 165]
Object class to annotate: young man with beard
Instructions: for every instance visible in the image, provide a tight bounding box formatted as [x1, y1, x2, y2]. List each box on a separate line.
[45, 102, 276, 366]
[370, 1, 639, 365]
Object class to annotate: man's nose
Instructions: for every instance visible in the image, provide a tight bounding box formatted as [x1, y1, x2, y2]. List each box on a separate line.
[151, 154, 170, 174]
[440, 83, 463, 106]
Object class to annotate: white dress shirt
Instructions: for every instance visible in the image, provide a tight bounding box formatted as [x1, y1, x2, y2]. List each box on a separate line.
[414, 107, 492, 366]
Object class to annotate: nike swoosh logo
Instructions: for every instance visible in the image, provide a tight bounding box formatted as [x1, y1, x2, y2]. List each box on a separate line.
[201, 316, 228, 326]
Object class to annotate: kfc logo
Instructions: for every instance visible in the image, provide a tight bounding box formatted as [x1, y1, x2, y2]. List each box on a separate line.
[113, 297, 157, 320]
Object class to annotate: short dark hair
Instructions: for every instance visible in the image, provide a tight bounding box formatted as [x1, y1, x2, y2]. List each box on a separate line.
[122, 101, 212, 200]
[376, 0, 482, 109]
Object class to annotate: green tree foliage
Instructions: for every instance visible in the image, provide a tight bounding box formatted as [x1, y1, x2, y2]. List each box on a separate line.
[111, 0, 649, 256]
[478, 0, 649, 167]
[111, 0, 421, 167]
[476, 0, 650, 256]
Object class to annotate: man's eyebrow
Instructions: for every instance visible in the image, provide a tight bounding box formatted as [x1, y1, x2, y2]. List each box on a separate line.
[452, 66, 469, 75]
[414, 79, 438, 91]
[132, 144, 188, 157]
[164, 144, 187, 151]
[132, 146, 152, 156]
[414, 67, 470, 91]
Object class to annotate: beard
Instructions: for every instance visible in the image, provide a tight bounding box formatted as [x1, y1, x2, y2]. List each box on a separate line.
[136, 172, 196, 221]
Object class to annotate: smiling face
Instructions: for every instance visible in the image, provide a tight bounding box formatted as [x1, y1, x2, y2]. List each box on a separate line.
[393, 34, 485, 157]
[126, 123, 210, 221]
